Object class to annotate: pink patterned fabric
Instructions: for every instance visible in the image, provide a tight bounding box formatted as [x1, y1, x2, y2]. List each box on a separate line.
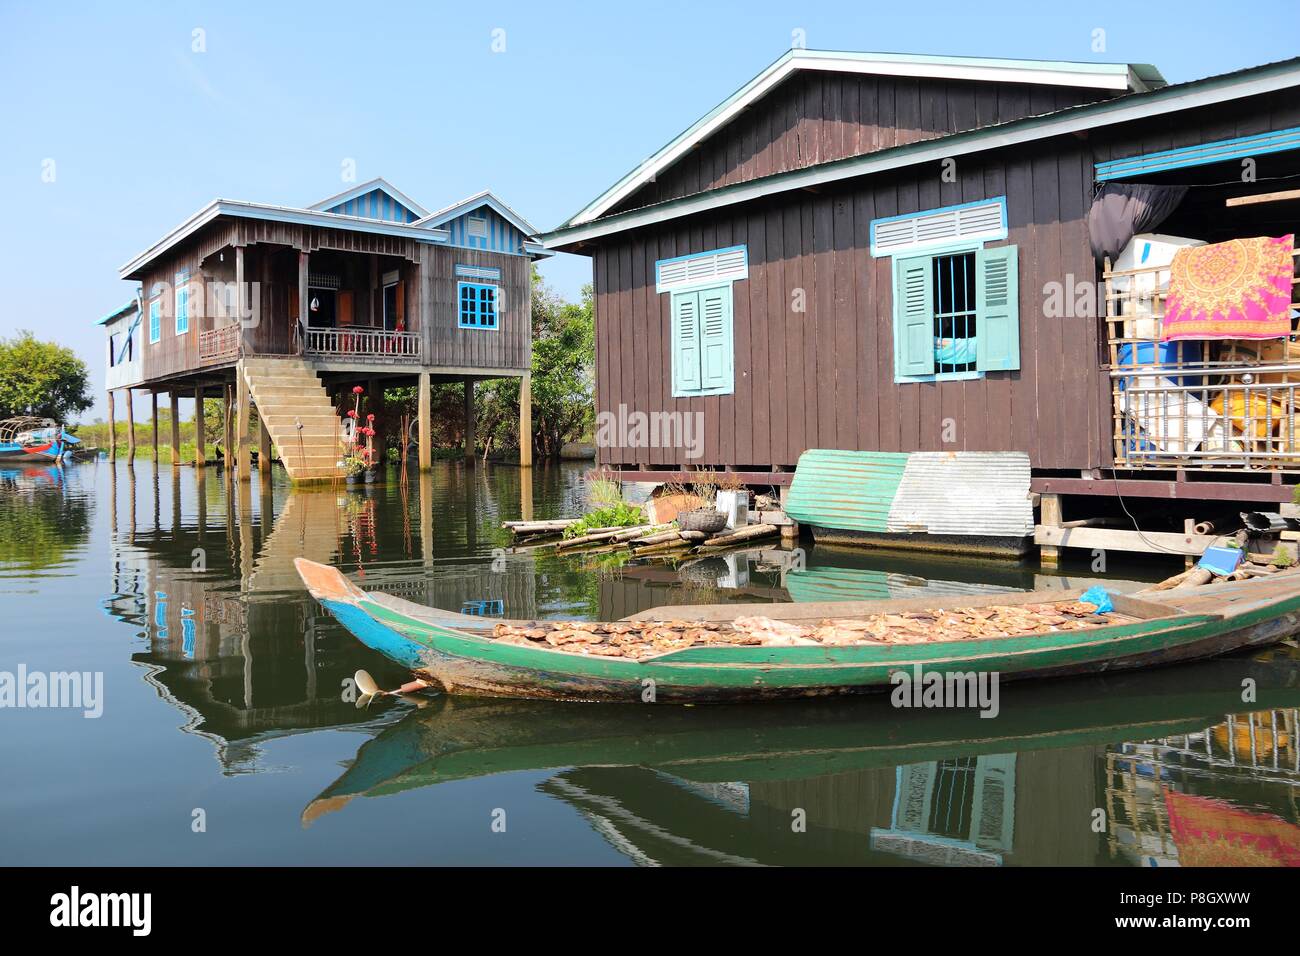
[1162, 234, 1295, 341]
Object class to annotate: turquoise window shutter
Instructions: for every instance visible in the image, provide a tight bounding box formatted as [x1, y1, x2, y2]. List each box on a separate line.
[697, 285, 734, 392]
[671, 290, 702, 395]
[975, 245, 1020, 372]
[894, 254, 935, 377]
[149, 301, 161, 344]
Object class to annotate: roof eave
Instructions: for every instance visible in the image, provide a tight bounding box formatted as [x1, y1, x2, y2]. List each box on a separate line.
[119, 202, 451, 280]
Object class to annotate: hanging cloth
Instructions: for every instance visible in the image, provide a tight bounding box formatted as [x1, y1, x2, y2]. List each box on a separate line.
[1087, 183, 1189, 263]
[1161, 235, 1295, 341]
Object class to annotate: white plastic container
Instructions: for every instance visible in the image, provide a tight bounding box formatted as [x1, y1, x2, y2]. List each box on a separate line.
[1111, 233, 1206, 338]
[715, 490, 749, 531]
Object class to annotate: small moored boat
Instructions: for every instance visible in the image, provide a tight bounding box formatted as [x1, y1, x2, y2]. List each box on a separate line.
[295, 558, 1300, 704]
[0, 417, 78, 463]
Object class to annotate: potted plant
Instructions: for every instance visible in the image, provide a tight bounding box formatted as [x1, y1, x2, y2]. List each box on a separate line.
[341, 386, 382, 486]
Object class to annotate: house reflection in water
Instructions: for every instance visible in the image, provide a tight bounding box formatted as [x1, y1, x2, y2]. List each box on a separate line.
[101, 465, 392, 772]
[1104, 707, 1300, 867]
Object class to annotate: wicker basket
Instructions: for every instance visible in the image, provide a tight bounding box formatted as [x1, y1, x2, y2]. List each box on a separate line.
[678, 508, 727, 534]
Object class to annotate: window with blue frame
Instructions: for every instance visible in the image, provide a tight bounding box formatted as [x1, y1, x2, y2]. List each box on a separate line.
[148, 299, 161, 344]
[872, 197, 1020, 383]
[458, 281, 498, 329]
[175, 283, 189, 335]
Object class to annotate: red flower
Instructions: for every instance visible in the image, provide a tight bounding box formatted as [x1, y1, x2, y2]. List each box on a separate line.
[367, 413, 375, 421]
[352, 385, 364, 394]
[347, 410, 358, 418]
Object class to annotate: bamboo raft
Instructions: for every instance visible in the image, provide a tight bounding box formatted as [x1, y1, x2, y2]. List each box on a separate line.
[296, 558, 1300, 703]
[502, 519, 781, 559]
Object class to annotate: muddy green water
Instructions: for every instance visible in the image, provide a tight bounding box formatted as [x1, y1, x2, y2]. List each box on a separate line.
[2, 459, 1299, 866]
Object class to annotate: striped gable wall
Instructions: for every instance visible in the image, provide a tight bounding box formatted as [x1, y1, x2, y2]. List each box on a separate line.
[445, 206, 525, 254]
[326, 188, 421, 223]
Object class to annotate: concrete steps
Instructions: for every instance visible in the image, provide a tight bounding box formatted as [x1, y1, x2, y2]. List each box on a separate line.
[241, 358, 342, 482]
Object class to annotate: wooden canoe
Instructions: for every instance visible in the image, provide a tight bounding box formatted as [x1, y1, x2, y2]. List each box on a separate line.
[294, 557, 1300, 703]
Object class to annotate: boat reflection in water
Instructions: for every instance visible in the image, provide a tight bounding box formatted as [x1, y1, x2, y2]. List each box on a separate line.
[305, 653, 1300, 866]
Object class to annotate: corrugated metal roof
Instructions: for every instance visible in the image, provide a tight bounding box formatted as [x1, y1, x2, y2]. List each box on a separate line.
[887, 452, 1033, 537]
[785, 449, 909, 532]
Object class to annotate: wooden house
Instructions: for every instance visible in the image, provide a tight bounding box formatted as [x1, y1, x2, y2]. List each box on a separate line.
[542, 51, 1300, 552]
[107, 178, 551, 480]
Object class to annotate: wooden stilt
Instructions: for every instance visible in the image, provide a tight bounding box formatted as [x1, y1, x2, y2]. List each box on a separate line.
[519, 372, 533, 468]
[235, 363, 251, 482]
[258, 406, 272, 478]
[169, 392, 181, 466]
[417, 370, 431, 471]
[150, 391, 159, 460]
[125, 389, 136, 464]
[193, 386, 206, 468]
[222, 384, 233, 472]
[107, 391, 117, 459]
[1040, 493, 1062, 567]
[464, 378, 475, 466]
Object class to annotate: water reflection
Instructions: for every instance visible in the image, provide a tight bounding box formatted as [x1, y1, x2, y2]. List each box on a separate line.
[8, 458, 1300, 865]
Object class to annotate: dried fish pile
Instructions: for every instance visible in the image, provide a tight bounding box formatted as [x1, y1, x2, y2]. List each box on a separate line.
[492, 601, 1128, 659]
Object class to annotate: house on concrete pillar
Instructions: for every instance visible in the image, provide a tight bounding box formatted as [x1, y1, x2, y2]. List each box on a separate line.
[110, 177, 550, 481]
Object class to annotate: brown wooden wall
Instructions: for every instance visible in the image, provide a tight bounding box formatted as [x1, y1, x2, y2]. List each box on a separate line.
[420, 244, 532, 371]
[612, 73, 1107, 214]
[593, 138, 1101, 471]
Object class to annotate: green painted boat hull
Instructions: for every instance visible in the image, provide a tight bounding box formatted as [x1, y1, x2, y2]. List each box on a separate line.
[301, 558, 1300, 702]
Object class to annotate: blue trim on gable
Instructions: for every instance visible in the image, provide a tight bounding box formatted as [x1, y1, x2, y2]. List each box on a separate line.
[1096, 125, 1300, 181]
[870, 196, 1007, 257]
[446, 206, 525, 255]
[326, 187, 423, 223]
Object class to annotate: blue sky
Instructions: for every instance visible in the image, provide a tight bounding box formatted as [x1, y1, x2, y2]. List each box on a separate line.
[1, 0, 1297, 419]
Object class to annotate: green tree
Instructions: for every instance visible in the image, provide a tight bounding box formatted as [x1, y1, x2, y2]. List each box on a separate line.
[0, 331, 93, 422]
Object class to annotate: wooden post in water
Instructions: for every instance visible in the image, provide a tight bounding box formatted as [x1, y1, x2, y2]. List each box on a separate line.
[1040, 493, 1062, 567]
[235, 363, 252, 482]
[417, 370, 431, 471]
[107, 390, 117, 459]
[150, 391, 159, 460]
[169, 391, 181, 466]
[193, 385, 206, 468]
[125, 389, 136, 464]
[519, 372, 533, 468]
[222, 384, 234, 475]
[258, 407, 272, 479]
[464, 378, 475, 466]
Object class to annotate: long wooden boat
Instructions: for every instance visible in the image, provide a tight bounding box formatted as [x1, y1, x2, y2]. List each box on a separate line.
[295, 557, 1300, 703]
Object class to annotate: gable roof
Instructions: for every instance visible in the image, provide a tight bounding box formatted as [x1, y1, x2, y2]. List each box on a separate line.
[543, 55, 1300, 250]
[559, 49, 1165, 229]
[120, 182, 553, 279]
[414, 189, 540, 236]
[308, 177, 431, 219]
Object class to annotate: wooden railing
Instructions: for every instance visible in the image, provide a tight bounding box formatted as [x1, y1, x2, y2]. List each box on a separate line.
[1104, 246, 1300, 471]
[303, 327, 420, 360]
[199, 325, 241, 364]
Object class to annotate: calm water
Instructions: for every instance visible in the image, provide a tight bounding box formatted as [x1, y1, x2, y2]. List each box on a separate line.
[3, 458, 1300, 866]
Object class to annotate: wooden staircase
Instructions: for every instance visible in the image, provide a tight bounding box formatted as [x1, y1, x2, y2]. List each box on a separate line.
[241, 358, 341, 483]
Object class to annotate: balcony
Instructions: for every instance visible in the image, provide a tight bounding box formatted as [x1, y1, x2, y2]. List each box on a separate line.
[302, 327, 421, 361]
[198, 325, 241, 365]
[1104, 245, 1300, 471]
